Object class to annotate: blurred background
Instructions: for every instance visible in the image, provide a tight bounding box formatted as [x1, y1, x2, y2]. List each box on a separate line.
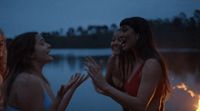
[0, 0, 200, 111]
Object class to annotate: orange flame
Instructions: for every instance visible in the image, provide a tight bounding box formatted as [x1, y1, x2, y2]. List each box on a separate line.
[196, 97, 200, 111]
[174, 82, 199, 111]
[173, 83, 196, 97]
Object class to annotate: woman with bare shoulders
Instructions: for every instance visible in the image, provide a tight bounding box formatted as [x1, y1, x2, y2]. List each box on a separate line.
[85, 17, 171, 111]
[0, 28, 7, 111]
[3, 32, 88, 111]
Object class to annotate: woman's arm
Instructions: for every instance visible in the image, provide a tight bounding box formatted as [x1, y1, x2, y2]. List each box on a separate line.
[16, 73, 88, 111]
[56, 73, 88, 111]
[86, 58, 162, 111]
[92, 56, 115, 94]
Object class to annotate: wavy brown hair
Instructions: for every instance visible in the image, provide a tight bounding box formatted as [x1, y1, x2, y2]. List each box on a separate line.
[3, 32, 37, 104]
[0, 29, 7, 78]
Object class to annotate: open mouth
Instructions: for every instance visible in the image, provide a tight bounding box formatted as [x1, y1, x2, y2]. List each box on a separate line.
[46, 50, 51, 55]
[120, 39, 126, 48]
[113, 46, 120, 51]
[119, 37, 126, 48]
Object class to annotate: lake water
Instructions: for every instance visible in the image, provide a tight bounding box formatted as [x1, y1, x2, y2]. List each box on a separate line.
[43, 48, 200, 111]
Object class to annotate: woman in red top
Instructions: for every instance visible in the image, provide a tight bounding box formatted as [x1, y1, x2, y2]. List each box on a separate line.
[85, 17, 171, 111]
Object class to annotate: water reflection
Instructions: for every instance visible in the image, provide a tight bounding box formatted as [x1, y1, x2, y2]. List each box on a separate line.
[44, 48, 200, 111]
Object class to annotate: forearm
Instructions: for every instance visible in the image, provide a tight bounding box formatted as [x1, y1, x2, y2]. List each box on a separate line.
[104, 85, 145, 111]
[48, 95, 62, 111]
[57, 89, 76, 111]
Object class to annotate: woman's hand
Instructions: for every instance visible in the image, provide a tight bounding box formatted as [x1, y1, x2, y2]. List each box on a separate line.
[55, 73, 88, 111]
[57, 73, 88, 98]
[69, 73, 89, 90]
[85, 57, 110, 93]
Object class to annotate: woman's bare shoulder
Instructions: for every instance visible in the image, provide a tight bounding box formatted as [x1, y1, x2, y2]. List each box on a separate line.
[144, 58, 161, 68]
[13, 73, 42, 90]
[142, 58, 162, 78]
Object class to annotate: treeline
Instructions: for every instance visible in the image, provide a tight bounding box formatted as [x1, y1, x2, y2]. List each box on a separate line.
[149, 10, 200, 49]
[41, 25, 115, 48]
[8, 10, 200, 49]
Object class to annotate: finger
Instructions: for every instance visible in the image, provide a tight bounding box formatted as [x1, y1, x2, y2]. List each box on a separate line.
[87, 57, 101, 70]
[85, 56, 92, 63]
[67, 75, 74, 85]
[85, 68, 96, 81]
[87, 57, 98, 66]
[84, 61, 93, 68]
[70, 74, 75, 80]
[85, 64, 98, 75]
[87, 70, 96, 80]
[76, 74, 87, 85]
[85, 59, 99, 69]
[86, 66, 97, 75]
[84, 64, 97, 75]
[69, 73, 79, 84]
[84, 60, 97, 70]
[80, 74, 89, 83]
[85, 56, 97, 66]
[74, 73, 81, 81]
[84, 74, 90, 80]
[72, 73, 88, 85]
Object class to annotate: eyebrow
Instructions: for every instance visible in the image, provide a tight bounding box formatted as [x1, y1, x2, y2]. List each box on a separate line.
[39, 37, 45, 42]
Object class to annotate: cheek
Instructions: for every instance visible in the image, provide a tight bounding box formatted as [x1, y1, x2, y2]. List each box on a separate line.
[127, 36, 137, 47]
[32, 50, 43, 59]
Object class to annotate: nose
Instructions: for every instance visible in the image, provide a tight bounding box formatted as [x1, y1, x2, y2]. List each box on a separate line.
[111, 38, 121, 47]
[47, 43, 52, 49]
[118, 32, 124, 39]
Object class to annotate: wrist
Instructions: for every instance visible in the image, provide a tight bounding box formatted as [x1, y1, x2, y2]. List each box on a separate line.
[102, 83, 111, 95]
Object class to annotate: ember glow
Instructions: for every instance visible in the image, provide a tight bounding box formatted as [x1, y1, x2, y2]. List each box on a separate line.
[173, 82, 200, 111]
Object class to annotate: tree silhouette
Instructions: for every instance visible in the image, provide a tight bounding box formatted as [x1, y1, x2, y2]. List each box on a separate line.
[77, 26, 84, 36]
[66, 27, 75, 37]
[110, 23, 118, 31]
[193, 9, 200, 27]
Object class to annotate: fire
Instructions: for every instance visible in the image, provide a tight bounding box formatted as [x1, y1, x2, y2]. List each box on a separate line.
[196, 97, 200, 111]
[173, 83, 195, 97]
[173, 82, 200, 111]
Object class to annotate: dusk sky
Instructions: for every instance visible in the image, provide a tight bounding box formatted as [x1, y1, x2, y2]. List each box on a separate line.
[0, 0, 200, 38]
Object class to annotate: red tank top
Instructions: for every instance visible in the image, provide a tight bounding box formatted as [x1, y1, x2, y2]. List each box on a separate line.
[124, 64, 144, 96]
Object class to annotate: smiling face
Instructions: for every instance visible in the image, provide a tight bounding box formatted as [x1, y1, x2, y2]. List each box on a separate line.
[111, 31, 122, 55]
[118, 25, 138, 51]
[32, 34, 53, 64]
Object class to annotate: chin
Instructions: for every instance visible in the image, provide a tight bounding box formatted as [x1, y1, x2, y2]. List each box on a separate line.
[48, 56, 54, 61]
[45, 56, 54, 63]
[122, 45, 132, 52]
[113, 51, 121, 56]
[122, 47, 128, 51]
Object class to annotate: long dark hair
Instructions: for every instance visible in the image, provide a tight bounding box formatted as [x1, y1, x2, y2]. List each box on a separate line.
[119, 17, 171, 98]
[0, 29, 7, 79]
[3, 32, 37, 105]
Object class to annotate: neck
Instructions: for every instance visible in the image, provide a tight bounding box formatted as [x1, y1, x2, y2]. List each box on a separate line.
[130, 49, 144, 65]
[30, 62, 44, 78]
